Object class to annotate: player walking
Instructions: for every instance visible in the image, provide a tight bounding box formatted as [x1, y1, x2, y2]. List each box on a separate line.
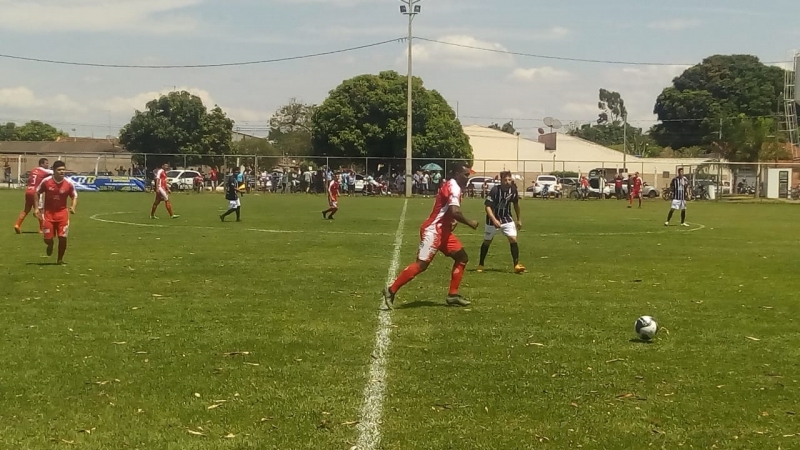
[322, 173, 340, 220]
[33, 161, 77, 265]
[220, 167, 242, 222]
[477, 171, 525, 274]
[665, 168, 691, 227]
[382, 163, 478, 309]
[14, 158, 52, 234]
[150, 163, 178, 219]
[628, 172, 643, 209]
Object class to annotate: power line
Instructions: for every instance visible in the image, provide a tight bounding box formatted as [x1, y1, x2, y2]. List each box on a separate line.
[416, 37, 791, 66]
[0, 38, 403, 69]
[459, 114, 784, 124]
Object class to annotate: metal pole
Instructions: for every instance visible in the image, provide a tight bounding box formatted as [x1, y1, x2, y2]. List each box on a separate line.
[623, 118, 627, 171]
[404, 9, 414, 198]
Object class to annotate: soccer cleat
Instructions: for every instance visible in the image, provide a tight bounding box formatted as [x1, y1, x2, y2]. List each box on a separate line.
[476, 265, 484, 273]
[57, 260, 66, 266]
[514, 263, 526, 274]
[219, 215, 225, 222]
[382, 287, 395, 310]
[14, 225, 21, 234]
[171, 215, 180, 219]
[150, 215, 159, 220]
[321, 211, 327, 219]
[681, 222, 690, 227]
[46, 241, 54, 256]
[664, 221, 669, 226]
[446, 294, 471, 307]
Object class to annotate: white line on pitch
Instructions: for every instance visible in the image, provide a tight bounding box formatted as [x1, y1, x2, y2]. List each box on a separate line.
[355, 199, 407, 450]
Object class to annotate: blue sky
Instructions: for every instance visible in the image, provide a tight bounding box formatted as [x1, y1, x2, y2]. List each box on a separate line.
[0, 0, 797, 138]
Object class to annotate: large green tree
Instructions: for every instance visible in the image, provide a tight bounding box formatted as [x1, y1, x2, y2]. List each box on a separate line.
[651, 54, 785, 149]
[311, 71, 472, 161]
[268, 98, 316, 155]
[0, 121, 66, 141]
[597, 88, 627, 125]
[119, 91, 234, 164]
[488, 120, 516, 135]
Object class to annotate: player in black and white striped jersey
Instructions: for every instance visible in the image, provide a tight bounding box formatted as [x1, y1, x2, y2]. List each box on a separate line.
[477, 171, 525, 274]
[665, 167, 691, 227]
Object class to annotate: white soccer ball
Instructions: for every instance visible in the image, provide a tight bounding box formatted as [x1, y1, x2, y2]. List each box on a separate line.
[634, 316, 658, 340]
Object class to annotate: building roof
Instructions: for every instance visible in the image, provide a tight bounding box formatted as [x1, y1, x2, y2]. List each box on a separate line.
[0, 140, 126, 155]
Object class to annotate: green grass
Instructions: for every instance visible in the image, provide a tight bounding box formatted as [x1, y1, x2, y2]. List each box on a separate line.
[1, 190, 799, 449]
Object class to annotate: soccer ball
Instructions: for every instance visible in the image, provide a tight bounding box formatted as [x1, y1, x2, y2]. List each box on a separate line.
[634, 316, 658, 340]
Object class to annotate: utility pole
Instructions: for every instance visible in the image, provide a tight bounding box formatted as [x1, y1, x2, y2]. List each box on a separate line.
[622, 116, 627, 171]
[400, 0, 422, 198]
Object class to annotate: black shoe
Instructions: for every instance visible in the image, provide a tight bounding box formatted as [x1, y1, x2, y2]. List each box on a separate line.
[382, 287, 395, 310]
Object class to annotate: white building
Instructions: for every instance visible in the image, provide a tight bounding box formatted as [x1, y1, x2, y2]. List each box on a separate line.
[463, 125, 728, 187]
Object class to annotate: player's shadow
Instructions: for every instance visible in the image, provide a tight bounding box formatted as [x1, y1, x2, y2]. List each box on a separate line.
[397, 301, 447, 309]
[20, 231, 39, 235]
[473, 268, 508, 274]
[26, 262, 60, 266]
[629, 338, 655, 345]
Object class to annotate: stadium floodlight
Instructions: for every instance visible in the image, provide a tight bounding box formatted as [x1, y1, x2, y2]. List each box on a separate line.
[400, 0, 421, 197]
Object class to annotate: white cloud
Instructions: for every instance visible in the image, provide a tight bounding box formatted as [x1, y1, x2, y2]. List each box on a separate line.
[0, 0, 202, 33]
[647, 18, 703, 31]
[0, 86, 88, 113]
[509, 66, 573, 83]
[400, 35, 514, 68]
[561, 102, 598, 117]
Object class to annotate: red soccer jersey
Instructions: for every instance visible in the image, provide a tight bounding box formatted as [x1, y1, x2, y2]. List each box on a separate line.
[632, 177, 643, 191]
[421, 178, 462, 233]
[155, 169, 168, 191]
[328, 180, 339, 201]
[26, 167, 53, 192]
[37, 176, 77, 222]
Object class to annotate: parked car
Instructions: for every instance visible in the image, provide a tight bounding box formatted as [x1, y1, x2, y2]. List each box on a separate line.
[468, 176, 497, 193]
[618, 180, 660, 198]
[532, 175, 559, 195]
[166, 170, 202, 191]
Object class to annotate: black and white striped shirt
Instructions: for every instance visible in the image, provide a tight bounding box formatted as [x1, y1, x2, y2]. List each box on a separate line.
[671, 176, 689, 201]
[485, 185, 518, 225]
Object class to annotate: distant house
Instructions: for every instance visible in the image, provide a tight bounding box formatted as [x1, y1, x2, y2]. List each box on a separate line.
[231, 130, 267, 142]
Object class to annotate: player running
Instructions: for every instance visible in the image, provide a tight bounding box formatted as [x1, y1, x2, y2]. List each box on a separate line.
[33, 161, 77, 265]
[665, 168, 691, 227]
[14, 158, 52, 234]
[322, 173, 340, 220]
[382, 163, 478, 309]
[220, 167, 242, 222]
[150, 163, 179, 219]
[628, 171, 643, 209]
[477, 171, 525, 274]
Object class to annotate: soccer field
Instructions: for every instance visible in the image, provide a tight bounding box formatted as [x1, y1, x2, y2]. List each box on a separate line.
[2, 190, 799, 449]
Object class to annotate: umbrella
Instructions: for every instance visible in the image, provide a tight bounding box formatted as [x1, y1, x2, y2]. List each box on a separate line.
[421, 163, 443, 171]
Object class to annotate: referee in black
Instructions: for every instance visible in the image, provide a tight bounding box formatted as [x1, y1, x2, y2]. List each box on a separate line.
[665, 167, 691, 227]
[220, 167, 242, 222]
[477, 171, 525, 274]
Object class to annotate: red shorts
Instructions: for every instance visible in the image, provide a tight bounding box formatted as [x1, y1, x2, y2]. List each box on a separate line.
[417, 227, 463, 262]
[24, 190, 38, 212]
[42, 220, 70, 239]
[631, 190, 641, 198]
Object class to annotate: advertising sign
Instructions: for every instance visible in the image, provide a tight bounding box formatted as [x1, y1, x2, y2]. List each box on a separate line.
[68, 176, 147, 192]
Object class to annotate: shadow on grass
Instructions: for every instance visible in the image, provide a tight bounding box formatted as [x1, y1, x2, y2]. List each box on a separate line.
[20, 231, 40, 235]
[398, 301, 447, 309]
[629, 338, 655, 345]
[26, 262, 59, 266]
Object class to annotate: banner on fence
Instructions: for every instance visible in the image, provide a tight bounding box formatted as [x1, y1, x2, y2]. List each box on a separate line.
[68, 175, 147, 192]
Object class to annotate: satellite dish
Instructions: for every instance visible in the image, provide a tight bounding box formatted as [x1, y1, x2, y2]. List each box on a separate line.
[543, 117, 563, 132]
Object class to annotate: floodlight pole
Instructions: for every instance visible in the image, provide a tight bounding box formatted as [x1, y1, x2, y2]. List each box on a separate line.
[401, 0, 421, 198]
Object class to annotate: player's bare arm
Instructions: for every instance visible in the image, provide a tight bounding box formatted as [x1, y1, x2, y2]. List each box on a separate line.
[513, 200, 522, 229]
[449, 205, 478, 229]
[70, 196, 78, 214]
[485, 205, 501, 228]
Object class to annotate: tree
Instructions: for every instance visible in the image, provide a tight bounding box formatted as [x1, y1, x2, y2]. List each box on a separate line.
[0, 121, 66, 141]
[268, 98, 316, 155]
[119, 91, 234, 166]
[488, 121, 517, 135]
[651, 54, 785, 149]
[311, 71, 473, 163]
[597, 89, 627, 125]
[232, 138, 279, 156]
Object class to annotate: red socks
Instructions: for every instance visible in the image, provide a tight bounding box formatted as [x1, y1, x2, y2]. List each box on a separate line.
[390, 262, 423, 294]
[449, 262, 466, 295]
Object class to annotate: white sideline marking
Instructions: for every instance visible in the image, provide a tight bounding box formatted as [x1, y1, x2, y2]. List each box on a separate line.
[355, 199, 408, 450]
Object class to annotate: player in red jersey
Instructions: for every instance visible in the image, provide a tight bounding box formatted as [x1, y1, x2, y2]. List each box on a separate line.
[628, 172, 643, 209]
[382, 163, 479, 309]
[33, 161, 77, 265]
[14, 157, 52, 234]
[322, 174, 340, 219]
[151, 163, 179, 219]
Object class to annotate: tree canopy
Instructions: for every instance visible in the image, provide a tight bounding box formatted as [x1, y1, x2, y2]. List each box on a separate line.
[311, 71, 472, 162]
[651, 55, 784, 149]
[488, 121, 517, 135]
[0, 121, 67, 141]
[119, 91, 234, 165]
[597, 89, 627, 125]
[268, 98, 315, 155]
